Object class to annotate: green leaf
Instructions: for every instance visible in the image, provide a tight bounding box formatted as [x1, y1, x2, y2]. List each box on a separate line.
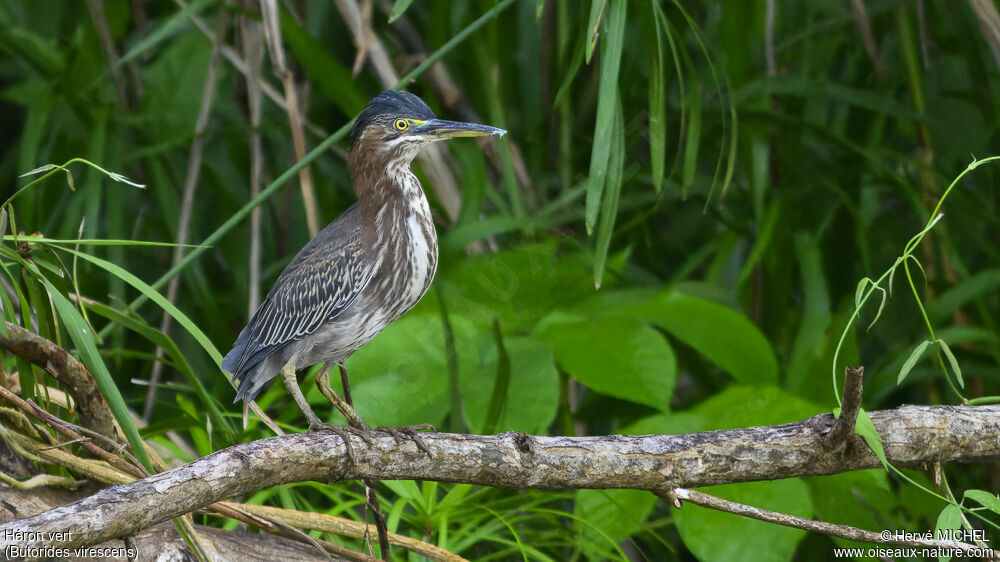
[854, 277, 887, 331]
[552, 26, 586, 108]
[935, 504, 962, 562]
[535, 315, 676, 411]
[888, 257, 902, 296]
[461, 337, 559, 435]
[3, 236, 206, 247]
[584, 0, 626, 234]
[854, 278, 871, 310]
[736, 203, 781, 288]
[42, 279, 152, 471]
[437, 242, 595, 330]
[0, 263, 34, 395]
[931, 268, 1000, 322]
[674, 480, 811, 562]
[482, 319, 511, 434]
[692, 385, 820, 430]
[575, 489, 656, 556]
[346, 314, 476, 427]
[964, 490, 1000, 515]
[640, 290, 778, 385]
[854, 409, 887, 468]
[936, 338, 964, 389]
[388, 0, 415, 23]
[0, 23, 65, 76]
[867, 284, 887, 331]
[805, 470, 894, 553]
[897, 340, 932, 384]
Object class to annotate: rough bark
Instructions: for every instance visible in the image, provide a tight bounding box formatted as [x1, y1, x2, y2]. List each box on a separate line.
[0, 322, 118, 442]
[1, 404, 998, 551]
[0, 485, 336, 561]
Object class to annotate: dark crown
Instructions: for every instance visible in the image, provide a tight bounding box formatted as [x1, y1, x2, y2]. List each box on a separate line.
[349, 90, 437, 149]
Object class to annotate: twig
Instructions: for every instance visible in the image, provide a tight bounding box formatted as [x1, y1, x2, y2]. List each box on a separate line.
[85, 0, 129, 108]
[239, 3, 266, 313]
[260, 0, 320, 237]
[971, 0, 1000, 73]
[849, 0, 885, 77]
[222, 503, 468, 562]
[668, 487, 993, 558]
[18, 395, 145, 479]
[825, 365, 864, 451]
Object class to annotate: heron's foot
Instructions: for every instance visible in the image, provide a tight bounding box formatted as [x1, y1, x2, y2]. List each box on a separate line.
[315, 367, 371, 431]
[309, 422, 373, 464]
[375, 424, 436, 456]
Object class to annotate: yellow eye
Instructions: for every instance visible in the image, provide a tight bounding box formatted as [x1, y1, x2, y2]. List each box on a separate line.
[394, 119, 409, 131]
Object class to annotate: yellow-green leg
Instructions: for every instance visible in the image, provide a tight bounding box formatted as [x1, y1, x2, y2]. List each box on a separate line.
[316, 364, 370, 430]
[319, 364, 435, 455]
[279, 359, 323, 426]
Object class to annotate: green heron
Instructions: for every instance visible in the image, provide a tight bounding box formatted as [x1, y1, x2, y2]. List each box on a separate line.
[222, 90, 506, 436]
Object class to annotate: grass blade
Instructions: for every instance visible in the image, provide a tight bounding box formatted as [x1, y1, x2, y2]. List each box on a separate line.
[593, 96, 625, 288]
[42, 278, 152, 471]
[84, 300, 236, 443]
[585, 0, 626, 234]
[681, 83, 701, 198]
[58, 248, 224, 366]
[585, 0, 606, 63]
[649, 0, 667, 192]
[388, 0, 415, 23]
[482, 318, 511, 435]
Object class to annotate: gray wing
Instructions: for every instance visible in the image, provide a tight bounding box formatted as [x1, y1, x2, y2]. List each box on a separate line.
[222, 203, 374, 397]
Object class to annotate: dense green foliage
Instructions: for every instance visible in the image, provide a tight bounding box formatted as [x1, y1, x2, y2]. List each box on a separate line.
[2, 0, 999, 559]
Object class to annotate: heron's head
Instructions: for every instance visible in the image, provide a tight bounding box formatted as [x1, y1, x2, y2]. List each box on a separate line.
[348, 90, 506, 164]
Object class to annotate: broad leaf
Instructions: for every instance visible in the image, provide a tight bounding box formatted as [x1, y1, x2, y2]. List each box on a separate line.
[535, 315, 676, 411]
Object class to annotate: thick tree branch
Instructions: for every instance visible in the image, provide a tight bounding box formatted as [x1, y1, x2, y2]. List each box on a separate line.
[1, 404, 998, 551]
[0, 486, 333, 561]
[0, 322, 117, 441]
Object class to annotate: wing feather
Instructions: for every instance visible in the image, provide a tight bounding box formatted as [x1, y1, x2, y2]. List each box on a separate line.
[222, 203, 374, 377]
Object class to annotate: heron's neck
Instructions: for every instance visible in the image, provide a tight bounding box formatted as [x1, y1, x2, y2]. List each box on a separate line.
[350, 153, 439, 306]
[350, 154, 434, 252]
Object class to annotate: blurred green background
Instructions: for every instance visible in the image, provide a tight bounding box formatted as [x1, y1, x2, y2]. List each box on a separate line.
[2, 0, 999, 559]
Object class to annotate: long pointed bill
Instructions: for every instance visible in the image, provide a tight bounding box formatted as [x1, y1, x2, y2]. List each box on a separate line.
[414, 119, 507, 140]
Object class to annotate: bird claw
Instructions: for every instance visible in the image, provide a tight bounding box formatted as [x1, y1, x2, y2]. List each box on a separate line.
[375, 424, 436, 456]
[309, 422, 373, 464]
